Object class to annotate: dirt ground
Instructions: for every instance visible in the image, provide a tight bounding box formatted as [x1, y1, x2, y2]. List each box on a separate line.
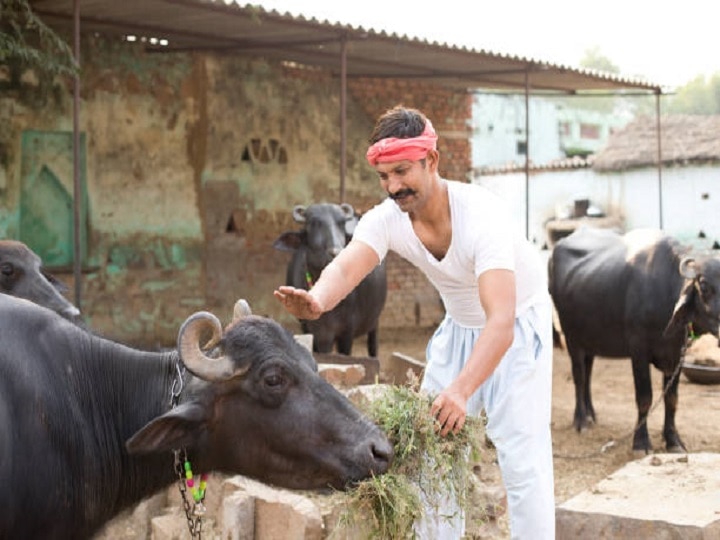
[376, 326, 720, 512]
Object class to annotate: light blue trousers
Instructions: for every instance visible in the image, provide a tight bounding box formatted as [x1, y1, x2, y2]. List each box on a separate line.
[417, 298, 555, 540]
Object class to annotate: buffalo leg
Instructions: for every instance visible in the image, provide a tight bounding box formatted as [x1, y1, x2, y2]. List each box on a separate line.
[583, 354, 596, 424]
[569, 346, 594, 431]
[662, 370, 686, 452]
[630, 353, 653, 453]
[313, 334, 335, 354]
[367, 328, 378, 357]
[336, 332, 354, 356]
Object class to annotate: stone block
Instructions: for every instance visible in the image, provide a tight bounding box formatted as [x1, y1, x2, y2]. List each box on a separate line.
[314, 352, 380, 384]
[318, 363, 366, 387]
[150, 511, 188, 540]
[255, 498, 323, 540]
[95, 491, 167, 539]
[294, 334, 313, 352]
[221, 476, 324, 540]
[222, 490, 255, 540]
[556, 452, 720, 539]
[381, 352, 425, 385]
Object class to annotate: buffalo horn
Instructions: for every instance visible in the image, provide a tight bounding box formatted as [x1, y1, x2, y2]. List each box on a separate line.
[177, 311, 236, 382]
[339, 203, 354, 220]
[292, 205, 307, 223]
[231, 298, 252, 324]
[679, 257, 697, 279]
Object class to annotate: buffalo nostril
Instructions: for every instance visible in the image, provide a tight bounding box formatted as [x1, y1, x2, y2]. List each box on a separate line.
[371, 439, 394, 472]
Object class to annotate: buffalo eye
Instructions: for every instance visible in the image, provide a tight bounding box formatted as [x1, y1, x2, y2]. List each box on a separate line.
[1, 262, 14, 277]
[261, 366, 288, 392]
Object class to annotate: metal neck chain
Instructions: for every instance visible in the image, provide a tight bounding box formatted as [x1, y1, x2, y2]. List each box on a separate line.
[169, 361, 205, 539]
[174, 449, 205, 539]
[170, 360, 185, 408]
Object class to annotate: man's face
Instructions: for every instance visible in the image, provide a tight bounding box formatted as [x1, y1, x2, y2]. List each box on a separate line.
[375, 152, 436, 213]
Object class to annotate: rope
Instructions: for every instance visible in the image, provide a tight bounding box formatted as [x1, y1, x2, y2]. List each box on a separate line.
[553, 327, 692, 460]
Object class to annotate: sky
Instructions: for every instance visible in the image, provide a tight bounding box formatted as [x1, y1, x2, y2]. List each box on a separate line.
[249, 0, 717, 89]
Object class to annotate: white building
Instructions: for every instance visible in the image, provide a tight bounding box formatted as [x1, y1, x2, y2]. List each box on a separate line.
[472, 93, 632, 170]
[474, 114, 720, 250]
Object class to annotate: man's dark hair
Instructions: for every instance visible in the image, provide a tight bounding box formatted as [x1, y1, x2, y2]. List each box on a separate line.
[369, 106, 428, 144]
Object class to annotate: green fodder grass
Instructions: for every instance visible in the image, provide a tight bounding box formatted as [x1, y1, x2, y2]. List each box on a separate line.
[340, 383, 483, 539]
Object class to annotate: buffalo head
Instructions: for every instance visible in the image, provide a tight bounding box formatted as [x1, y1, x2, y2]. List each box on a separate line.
[126, 299, 393, 490]
[666, 256, 720, 340]
[0, 240, 80, 320]
[273, 203, 356, 269]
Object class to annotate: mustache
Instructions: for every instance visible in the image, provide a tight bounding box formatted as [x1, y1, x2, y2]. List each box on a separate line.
[389, 189, 416, 200]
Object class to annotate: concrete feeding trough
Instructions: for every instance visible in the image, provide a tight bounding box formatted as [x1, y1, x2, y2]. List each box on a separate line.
[556, 453, 720, 539]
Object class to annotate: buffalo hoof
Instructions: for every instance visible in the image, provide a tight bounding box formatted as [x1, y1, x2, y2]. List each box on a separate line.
[665, 433, 687, 453]
[573, 413, 595, 433]
[632, 448, 651, 459]
[666, 441, 687, 453]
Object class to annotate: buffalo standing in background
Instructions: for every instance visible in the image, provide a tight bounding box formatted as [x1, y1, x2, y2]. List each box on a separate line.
[549, 227, 720, 453]
[0, 239, 80, 319]
[0, 295, 392, 539]
[274, 203, 387, 357]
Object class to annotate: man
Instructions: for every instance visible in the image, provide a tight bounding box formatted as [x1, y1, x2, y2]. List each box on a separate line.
[274, 106, 554, 539]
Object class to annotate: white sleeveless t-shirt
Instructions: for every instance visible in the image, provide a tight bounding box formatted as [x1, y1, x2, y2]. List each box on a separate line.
[353, 180, 548, 328]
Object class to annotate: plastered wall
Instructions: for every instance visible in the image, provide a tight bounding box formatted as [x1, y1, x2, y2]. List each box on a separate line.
[0, 34, 470, 347]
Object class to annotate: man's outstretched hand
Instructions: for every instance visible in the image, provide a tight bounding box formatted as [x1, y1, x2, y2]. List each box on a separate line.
[274, 286, 324, 320]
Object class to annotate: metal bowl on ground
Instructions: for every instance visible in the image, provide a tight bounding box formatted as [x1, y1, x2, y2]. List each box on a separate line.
[682, 362, 720, 385]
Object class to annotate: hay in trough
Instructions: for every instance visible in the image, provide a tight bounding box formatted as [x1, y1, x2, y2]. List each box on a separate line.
[340, 380, 484, 538]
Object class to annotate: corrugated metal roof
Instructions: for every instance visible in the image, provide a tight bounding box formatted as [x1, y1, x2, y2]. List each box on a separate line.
[31, 0, 664, 94]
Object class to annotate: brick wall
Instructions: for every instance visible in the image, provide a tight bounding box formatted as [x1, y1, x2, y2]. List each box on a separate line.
[381, 252, 445, 329]
[346, 77, 473, 330]
[348, 77, 472, 183]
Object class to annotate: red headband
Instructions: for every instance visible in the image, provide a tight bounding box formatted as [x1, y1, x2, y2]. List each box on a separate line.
[366, 119, 438, 166]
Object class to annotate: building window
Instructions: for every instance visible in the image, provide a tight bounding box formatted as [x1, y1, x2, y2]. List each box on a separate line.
[516, 141, 527, 155]
[580, 123, 600, 139]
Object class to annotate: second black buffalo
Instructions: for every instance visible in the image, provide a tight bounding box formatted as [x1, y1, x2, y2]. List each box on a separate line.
[549, 227, 720, 453]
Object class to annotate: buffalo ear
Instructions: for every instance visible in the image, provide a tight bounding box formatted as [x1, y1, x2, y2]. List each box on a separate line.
[126, 402, 208, 455]
[664, 281, 695, 337]
[273, 231, 303, 252]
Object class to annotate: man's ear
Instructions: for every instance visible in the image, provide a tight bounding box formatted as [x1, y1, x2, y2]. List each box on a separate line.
[427, 149, 440, 172]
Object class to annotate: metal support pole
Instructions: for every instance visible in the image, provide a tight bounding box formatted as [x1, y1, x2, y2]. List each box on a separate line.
[72, 0, 82, 309]
[655, 91, 664, 230]
[524, 68, 530, 240]
[339, 35, 347, 203]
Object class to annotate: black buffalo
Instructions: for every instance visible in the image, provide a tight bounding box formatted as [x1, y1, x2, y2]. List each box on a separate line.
[549, 227, 720, 453]
[0, 239, 80, 319]
[273, 203, 387, 356]
[0, 295, 392, 539]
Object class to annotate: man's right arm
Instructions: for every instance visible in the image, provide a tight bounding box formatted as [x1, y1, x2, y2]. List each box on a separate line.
[274, 239, 380, 320]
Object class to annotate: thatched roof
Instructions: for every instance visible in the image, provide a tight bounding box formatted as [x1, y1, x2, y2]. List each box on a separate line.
[593, 115, 720, 172]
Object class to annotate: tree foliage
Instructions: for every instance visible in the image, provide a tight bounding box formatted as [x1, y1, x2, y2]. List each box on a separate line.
[0, 0, 77, 78]
[579, 45, 621, 75]
[549, 47, 622, 114]
[665, 73, 720, 114]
